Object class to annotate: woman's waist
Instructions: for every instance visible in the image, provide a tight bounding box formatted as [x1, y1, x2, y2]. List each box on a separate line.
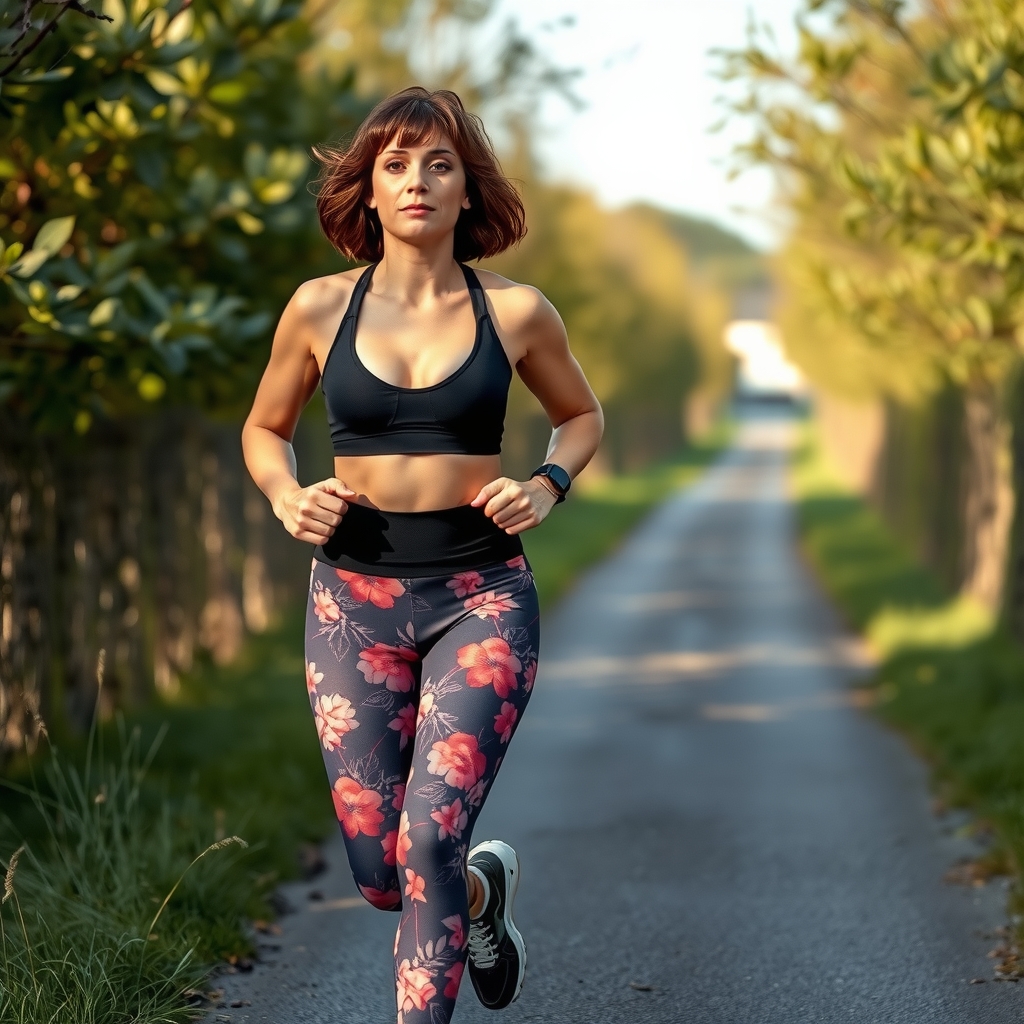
[332, 452, 501, 512]
[315, 500, 523, 577]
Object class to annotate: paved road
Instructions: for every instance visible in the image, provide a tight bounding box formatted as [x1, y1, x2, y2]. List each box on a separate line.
[209, 414, 1020, 1023]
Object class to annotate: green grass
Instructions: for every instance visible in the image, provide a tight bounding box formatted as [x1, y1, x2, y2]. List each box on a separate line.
[792, 428, 1024, 912]
[1, 423, 731, 1022]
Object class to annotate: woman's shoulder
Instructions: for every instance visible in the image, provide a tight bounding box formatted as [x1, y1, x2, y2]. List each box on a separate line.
[288, 267, 365, 323]
[472, 268, 561, 335]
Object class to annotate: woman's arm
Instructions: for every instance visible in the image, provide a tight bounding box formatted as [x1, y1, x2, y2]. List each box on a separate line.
[242, 278, 357, 545]
[472, 287, 604, 535]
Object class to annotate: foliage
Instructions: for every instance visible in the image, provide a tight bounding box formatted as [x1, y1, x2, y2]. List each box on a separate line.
[721, 0, 1024, 396]
[486, 184, 732, 436]
[0, 0, 356, 433]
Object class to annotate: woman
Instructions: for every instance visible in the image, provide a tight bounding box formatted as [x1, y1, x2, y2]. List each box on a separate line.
[242, 87, 603, 1023]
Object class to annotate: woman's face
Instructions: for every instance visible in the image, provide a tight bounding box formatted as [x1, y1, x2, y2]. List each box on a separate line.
[367, 133, 470, 250]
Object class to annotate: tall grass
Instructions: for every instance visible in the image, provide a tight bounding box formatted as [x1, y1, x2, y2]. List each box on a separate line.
[0, 662, 251, 1024]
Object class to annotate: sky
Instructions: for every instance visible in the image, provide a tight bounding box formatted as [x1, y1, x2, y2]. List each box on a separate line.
[493, 0, 804, 251]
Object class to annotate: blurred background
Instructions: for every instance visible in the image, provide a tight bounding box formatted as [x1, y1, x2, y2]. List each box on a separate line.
[0, 0, 787, 747]
[7, 0, 1024, 1011]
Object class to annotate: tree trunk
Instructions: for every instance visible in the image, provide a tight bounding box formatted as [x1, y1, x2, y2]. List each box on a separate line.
[960, 383, 1015, 614]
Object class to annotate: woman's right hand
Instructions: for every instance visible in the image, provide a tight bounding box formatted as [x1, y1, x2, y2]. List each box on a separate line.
[273, 478, 357, 545]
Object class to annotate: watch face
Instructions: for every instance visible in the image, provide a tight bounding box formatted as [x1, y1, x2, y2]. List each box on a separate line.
[546, 465, 571, 494]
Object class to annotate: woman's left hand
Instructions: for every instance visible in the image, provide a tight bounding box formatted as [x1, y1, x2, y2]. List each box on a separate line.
[471, 476, 559, 535]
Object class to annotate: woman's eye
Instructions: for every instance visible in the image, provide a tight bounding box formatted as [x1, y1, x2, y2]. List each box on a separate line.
[430, 162, 451, 173]
[385, 161, 403, 171]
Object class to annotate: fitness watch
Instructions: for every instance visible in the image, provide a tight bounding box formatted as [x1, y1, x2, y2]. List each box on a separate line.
[530, 463, 571, 504]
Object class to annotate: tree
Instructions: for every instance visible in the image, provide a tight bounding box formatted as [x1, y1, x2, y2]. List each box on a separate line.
[721, 0, 1024, 612]
[0, 0, 362, 434]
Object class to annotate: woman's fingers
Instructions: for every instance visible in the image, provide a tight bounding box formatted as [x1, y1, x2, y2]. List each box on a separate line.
[493, 494, 531, 528]
[471, 477, 509, 510]
[498, 510, 535, 534]
[484, 481, 525, 520]
[319, 477, 358, 500]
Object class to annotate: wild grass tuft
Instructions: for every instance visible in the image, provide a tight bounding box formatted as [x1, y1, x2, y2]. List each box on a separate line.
[0, 714, 253, 1024]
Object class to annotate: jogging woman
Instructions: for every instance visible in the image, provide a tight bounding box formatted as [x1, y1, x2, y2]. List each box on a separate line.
[242, 87, 603, 1023]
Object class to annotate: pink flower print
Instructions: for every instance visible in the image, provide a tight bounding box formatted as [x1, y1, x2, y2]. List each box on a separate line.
[404, 868, 427, 903]
[381, 828, 398, 866]
[391, 782, 406, 811]
[397, 810, 412, 866]
[388, 703, 417, 749]
[314, 693, 359, 751]
[523, 659, 537, 693]
[444, 961, 464, 1000]
[442, 914, 465, 950]
[417, 692, 435, 727]
[458, 638, 522, 698]
[335, 569, 405, 609]
[357, 643, 418, 692]
[312, 587, 342, 624]
[426, 732, 486, 790]
[446, 570, 484, 598]
[494, 701, 517, 743]
[506, 554, 527, 570]
[305, 661, 324, 695]
[397, 959, 436, 1012]
[466, 778, 487, 807]
[332, 777, 384, 838]
[359, 883, 400, 910]
[430, 797, 468, 841]
[463, 590, 520, 621]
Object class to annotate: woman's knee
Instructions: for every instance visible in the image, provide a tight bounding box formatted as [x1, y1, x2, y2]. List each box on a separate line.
[341, 839, 402, 910]
[357, 882, 403, 911]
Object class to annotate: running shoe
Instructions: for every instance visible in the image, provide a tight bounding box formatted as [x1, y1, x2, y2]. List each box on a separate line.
[466, 840, 527, 1009]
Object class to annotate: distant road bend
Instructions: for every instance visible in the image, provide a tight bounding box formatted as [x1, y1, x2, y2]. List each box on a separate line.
[210, 412, 1020, 1023]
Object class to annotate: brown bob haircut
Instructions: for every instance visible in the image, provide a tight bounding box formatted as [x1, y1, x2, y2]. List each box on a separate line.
[313, 87, 526, 263]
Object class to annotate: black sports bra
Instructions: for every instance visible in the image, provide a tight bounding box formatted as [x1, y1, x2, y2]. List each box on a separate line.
[321, 262, 513, 456]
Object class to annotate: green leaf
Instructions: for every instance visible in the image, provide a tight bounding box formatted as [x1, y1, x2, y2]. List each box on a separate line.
[33, 216, 77, 257]
[208, 80, 247, 104]
[11, 249, 51, 278]
[7, 67, 74, 84]
[88, 298, 119, 327]
[144, 69, 186, 96]
[256, 181, 293, 204]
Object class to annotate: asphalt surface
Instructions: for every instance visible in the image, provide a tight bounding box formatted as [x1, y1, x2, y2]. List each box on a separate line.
[207, 413, 1021, 1023]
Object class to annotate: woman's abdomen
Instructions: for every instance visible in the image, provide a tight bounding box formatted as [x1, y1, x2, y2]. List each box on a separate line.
[333, 453, 503, 512]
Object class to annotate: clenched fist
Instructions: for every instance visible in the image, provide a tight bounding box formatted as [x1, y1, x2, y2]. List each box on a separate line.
[273, 477, 357, 545]
[471, 476, 559, 535]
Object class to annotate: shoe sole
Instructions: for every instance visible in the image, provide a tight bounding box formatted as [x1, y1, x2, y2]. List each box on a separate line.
[470, 839, 527, 1006]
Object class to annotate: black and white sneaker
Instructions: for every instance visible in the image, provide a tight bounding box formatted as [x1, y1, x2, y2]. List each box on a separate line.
[466, 840, 527, 1010]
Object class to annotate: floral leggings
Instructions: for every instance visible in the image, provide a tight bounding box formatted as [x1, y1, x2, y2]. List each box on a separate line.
[303, 554, 540, 1024]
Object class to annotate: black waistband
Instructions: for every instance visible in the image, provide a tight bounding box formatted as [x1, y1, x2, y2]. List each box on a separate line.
[313, 502, 524, 577]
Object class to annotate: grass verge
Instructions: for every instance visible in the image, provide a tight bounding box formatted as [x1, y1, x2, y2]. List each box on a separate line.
[1, 422, 732, 1022]
[792, 428, 1024, 955]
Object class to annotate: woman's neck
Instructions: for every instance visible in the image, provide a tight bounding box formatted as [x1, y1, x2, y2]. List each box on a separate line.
[374, 237, 464, 307]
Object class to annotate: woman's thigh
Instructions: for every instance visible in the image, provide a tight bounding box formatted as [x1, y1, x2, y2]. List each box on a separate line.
[304, 559, 422, 907]
[405, 558, 541, 844]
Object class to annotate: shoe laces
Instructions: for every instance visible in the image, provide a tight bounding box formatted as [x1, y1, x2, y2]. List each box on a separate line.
[468, 918, 498, 969]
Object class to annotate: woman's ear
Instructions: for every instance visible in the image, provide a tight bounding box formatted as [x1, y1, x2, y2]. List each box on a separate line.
[366, 193, 378, 210]
[461, 196, 471, 210]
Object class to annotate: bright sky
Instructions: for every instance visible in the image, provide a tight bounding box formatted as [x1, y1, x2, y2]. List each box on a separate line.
[495, 0, 803, 250]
